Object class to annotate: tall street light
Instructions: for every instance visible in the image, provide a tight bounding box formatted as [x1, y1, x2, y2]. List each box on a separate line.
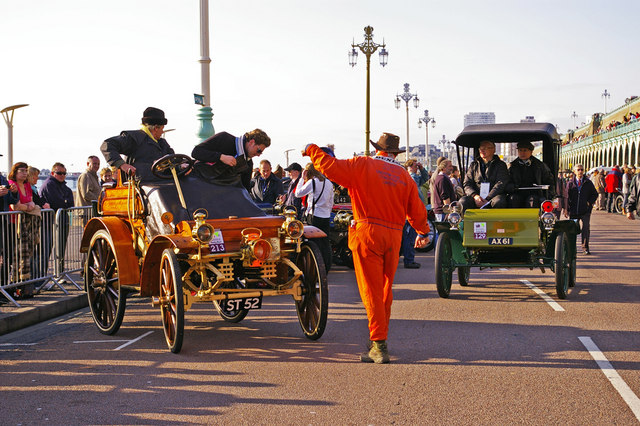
[349, 26, 388, 156]
[418, 109, 435, 170]
[395, 83, 419, 155]
[196, 0, 214, 142]
[1, 104, 29, 171]
[571, 111, 578, 129]
[601, 89, 610, 114]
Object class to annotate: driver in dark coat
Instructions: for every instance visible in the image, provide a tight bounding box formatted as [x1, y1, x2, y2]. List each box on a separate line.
[459, 140, 510, 210]
[101, 107, 175, 183]
[508, 141, 556, 207]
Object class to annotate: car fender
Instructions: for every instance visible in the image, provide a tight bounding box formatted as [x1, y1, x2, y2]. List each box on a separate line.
[80, 217, 141, 286]
[303, 224, 327, 238]
[139, 234, 199, 297]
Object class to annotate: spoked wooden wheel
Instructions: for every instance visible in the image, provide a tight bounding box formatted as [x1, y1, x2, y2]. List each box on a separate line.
[213, 279, 249, 323]
[555, 232, 570, 299]
[160, 249, 184, 353]
[86, 230, 126, 335]
[435, 233, 454, 298]
[295, 241, 328, 340]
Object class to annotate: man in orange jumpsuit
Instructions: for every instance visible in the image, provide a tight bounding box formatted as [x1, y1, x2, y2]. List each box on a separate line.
[303, 133, 430, 363]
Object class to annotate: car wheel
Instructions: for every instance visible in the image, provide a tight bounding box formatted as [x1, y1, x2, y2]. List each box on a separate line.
[159, 249, 185, 353]
[295, 241, 328, 340]
[458, 266, 470, 287]
[555, 232, 570, 299]
[435, 233, 454, 298]
[86, 230, 127, 335]
[213, 279, 250, 323]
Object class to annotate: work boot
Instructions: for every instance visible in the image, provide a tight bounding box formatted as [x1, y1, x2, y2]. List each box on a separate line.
[360, 340, 390, 364]
[404, 261, 421, 269]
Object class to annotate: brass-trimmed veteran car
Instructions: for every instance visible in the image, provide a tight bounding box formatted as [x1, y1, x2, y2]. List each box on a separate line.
[80, 154, 328, 353]
[435, 123, 579, 299]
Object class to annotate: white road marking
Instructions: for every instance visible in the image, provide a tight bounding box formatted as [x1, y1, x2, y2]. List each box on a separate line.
[0, 343, 38, 346]
[520, 279, 565, 311]
[114, 331, 154, 351]
[579, 336, 640, 421]
[73, 340, 130, 344]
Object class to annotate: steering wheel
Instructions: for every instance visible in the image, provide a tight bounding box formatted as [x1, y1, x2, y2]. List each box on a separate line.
[151, 154, 194, 179]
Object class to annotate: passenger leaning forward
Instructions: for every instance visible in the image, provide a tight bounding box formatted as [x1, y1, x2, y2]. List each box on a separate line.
[459, 140, 509, 210]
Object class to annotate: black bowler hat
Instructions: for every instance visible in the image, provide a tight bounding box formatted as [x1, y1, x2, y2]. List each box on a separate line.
[517, 141, 535, 151]
[284, 162, 302, 172]
[142, 107, 168, 125]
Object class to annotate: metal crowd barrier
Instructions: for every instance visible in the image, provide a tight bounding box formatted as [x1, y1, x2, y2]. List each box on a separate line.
[0, 206, 93, 308]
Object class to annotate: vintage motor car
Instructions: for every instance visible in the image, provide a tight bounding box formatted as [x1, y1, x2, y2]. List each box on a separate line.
[80, 154, 328, 353]
[435, 123, 579, 299]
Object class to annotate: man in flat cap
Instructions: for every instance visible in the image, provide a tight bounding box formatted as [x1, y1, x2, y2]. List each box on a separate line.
[508, 140, 556, 208]
[101, 107, 175, 182]
[302, 132, 430, 364]
[279, 162, 303, 217]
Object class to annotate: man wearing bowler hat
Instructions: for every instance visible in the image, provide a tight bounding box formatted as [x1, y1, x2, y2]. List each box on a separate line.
[302, 132, 430, 364]
[508, 140, 556, 208]
[101, 107, 175, 183]
[279, 162, 303, 217]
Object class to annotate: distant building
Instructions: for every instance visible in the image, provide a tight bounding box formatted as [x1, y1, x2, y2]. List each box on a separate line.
[463, 112, 495, 127]
[520, 115, 535, 123]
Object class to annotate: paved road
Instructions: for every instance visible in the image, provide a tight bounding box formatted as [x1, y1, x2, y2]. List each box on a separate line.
[0, 211, 638, 424]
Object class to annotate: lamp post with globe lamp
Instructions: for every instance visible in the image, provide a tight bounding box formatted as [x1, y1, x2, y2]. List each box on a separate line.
[395, 83, 419, 155]
[417, 109, 435, 170]
[349, 26, 388, 156]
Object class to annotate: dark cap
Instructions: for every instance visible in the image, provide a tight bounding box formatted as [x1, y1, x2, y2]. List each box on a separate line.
[516, 141, 535, 151]
[284, 162, 302, 172]
[142, 107, 168, 125]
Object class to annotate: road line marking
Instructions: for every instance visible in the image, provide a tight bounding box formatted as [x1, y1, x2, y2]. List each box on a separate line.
[114, 331, 154, 351]
[73, 340, 130, 344]
[579, 336, 640, 421]
[0, 343, 38, 346]
[520, 279, 565, 311]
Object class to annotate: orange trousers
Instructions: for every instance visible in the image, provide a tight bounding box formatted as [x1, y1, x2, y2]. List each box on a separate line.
[350, 222, 403, 341]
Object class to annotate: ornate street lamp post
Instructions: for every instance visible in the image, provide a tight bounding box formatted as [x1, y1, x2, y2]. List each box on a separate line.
[1, 104, 29, 172]
[196, 0, 214, 142]
[417, 109, 435, 170]
[571, 111, 578, 129]
[349, 26, 388, 156]
[395, 83, 419, 155]
[601, 89, 610, 114]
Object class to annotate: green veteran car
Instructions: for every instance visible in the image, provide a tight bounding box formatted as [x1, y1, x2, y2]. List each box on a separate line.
[435, 123, 579, 299]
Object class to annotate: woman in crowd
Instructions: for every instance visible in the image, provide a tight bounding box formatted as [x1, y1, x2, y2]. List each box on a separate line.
[99, 167, 115, 186]
[294, 161, 335, 272]
[8, 162, 41, 297]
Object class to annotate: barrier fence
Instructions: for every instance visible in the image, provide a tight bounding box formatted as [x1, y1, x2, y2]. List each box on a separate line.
[0, 206, 93, 308]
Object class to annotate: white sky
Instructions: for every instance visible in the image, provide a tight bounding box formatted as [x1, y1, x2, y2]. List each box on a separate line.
[1, 0, 639, 172]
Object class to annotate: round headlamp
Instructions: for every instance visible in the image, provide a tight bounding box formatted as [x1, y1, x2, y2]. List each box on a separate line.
[541, 212, 556, 228]
[448, 212, 461, 226]
[285, 220, 304, 239]
[251, 239, 272, 261]
[541, 200, 554, 213]
[195, 224, 214, 242]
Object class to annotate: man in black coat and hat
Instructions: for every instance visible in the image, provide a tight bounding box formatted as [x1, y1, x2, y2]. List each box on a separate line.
[566, 164, 598, 255]
[508, 141, 556, 208]
[101, 107, 175, 183]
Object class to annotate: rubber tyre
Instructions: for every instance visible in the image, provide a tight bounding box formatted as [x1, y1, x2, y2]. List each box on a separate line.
[160, 249, 185, 353]
[213, 279, 250, 323]
[416, 219, 436, 253]
[614, 194, 624, 214]
[86, 230, 127, 335]
[555, 232, 570, 299]
[295, 241, 328, 340]
[458, 266, 470, 287]
[435, 233, 454, 298]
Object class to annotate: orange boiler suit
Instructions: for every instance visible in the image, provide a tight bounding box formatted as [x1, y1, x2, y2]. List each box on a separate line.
[305, 144, 429, 341]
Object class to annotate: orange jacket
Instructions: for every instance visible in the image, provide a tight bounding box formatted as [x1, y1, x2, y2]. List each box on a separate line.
[306, 144, 429, 235]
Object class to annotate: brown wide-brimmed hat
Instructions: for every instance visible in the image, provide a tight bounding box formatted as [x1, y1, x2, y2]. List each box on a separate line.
[370, 132, 405, 153]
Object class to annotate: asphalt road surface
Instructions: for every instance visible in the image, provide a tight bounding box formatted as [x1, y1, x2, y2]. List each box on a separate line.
[0, 211, 638, 425]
